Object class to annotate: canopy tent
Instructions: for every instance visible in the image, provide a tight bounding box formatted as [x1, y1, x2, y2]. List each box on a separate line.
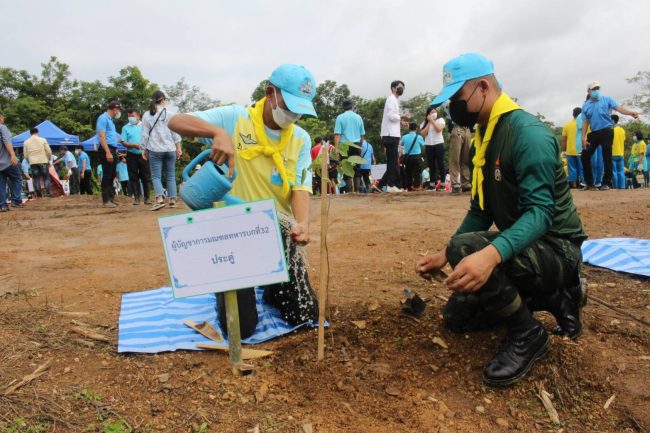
[81, 134, 127, 152]
[11, 120, 79, 147]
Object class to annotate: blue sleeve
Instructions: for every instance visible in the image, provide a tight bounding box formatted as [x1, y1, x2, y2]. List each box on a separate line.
[334, 116, 342, 135]
[96, 115, 107, 132]
[360, 118, 366, 136]
[293, 130, 313, 191]
[607, 96, 619, 111]
[192, 106, 242, 144]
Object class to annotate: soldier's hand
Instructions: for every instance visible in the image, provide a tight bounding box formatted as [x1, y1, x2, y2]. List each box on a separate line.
[445, 245, 502, 293]
[416, 250, 448, 280]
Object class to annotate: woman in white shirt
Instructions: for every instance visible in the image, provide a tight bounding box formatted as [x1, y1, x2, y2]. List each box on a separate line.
[420, 106, 446, 190]
[142, 90, 182, 211]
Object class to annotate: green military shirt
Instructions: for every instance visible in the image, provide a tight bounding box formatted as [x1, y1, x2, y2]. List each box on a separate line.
[455, 109, 587, 262]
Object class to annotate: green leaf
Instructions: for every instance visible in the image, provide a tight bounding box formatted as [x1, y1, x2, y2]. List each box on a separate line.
[340, 160, 355, 177]
[346, 156, 367, 165]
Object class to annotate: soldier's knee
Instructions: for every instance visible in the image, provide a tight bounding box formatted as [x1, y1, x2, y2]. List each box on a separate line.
[447, 232, 489, 267]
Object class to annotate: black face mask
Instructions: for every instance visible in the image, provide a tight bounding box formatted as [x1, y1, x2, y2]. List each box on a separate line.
[396, 87, 404, 96]
[449, 84, 484, 127]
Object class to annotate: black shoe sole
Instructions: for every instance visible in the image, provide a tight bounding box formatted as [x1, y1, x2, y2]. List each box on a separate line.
[482, 336, 550, 387]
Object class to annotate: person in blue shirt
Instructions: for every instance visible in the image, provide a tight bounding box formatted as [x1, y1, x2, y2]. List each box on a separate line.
[75, 146, 93, 195]
[580, 81, 639, 190]
[96, 99, 122, 207]
[400, 122, 425, 191]
[55, 146, 79, 195]
[334, 99, 365, 192]
[121, 109, 151, 205]
[358, 140, 375, 193]
[116, 155, 130, 196]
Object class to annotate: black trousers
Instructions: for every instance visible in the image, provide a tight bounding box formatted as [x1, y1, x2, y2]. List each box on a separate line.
[98, 147, 117, 203]
[69, 167, 80, 195]
[378, 136, 400, 188]
[404, 155, 422, 190]
[358, 168, 371, 192]
[581, 127, 613, 187]
[30, 164, 51, 197]
[425, 144, 446, 183]
[79, 170, 93, 195]
[126, 152, 151, 200]
[216, 216, 319, 339]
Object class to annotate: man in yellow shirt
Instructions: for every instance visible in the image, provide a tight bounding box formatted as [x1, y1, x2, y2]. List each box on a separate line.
[23, 127, 53, 198]
[611, 115, 626, 189]
[561, 108, 583, 188]
[169, 64, 318, 338]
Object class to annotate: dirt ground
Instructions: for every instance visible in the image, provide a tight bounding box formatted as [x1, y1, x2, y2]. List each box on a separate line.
[0, 190, 649, 433]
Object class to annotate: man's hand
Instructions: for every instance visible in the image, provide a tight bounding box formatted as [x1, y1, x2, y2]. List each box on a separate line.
[106, 151, 114, 163]
[176, 147, 182, 159]
[80, 171, 85, 179]
[400, 120, 409, 128]
[210, 129, 235, 177]
[142, 149, 148, 161]
[582, 137, 590, 151]
[10, 155, 18, 166]
[445, 245, 502, 293]
[290, 223, 309, 246]
[416, 249, 448, 280]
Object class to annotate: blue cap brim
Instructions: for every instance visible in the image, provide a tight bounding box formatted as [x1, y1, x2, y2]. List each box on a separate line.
[281, 89, 317, 117]
[430, 81, 465, 107]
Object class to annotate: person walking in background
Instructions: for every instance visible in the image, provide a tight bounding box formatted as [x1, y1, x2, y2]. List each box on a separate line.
[630, 132, 647, 187]
[580, 81, 639, 191]
[561, 108, 583, 188]
[75, 146, 93, 195]
[378, 80, 410, 192]
[334, 99, 365, 193]
[611, 115, 626, 190]
[57, 146, 79, 195]
[358, 139, 375, 193]
[142, 90, 182, 211]
[23, 127, 53, 198]
[116, 155, 130, 196]
[0, 112, 24, 211]
[442, 100, 472, 194]
[121, 109, 151, 205]
[400, 122, 424, 191]
[96, 100, 122, 207]
[420, 105, 446, 190]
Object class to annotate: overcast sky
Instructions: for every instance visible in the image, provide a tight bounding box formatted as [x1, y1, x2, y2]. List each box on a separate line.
[3, 0, 649, 126]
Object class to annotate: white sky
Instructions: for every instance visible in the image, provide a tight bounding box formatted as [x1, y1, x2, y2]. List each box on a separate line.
[3, 0, 649, 126]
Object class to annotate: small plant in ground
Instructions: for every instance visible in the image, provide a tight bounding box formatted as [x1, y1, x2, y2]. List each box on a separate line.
[192, 422, 209, 433]
[102, 419, 131, 433]
[1, 417, 47, 433]
[74, 388, 101, 402]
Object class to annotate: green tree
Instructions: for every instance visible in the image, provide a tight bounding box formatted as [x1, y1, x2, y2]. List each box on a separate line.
[312, 80, 351, 127]
[626, 71, 650, 114]
[164, 78, 221, 113]
[250, 80, 268, 102]
[356, 97, 386, 162]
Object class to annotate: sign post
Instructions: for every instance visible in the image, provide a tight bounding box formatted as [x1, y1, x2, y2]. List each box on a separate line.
[158, 198, 289, 375]
[318, 146, 329, 361]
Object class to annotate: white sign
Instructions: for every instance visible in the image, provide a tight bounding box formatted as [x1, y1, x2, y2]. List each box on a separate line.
[371, 164, 386, 181]
[158, 199, 289, 298]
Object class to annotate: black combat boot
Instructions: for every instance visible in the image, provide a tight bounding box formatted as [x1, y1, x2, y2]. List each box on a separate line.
[548, 279, 587, 339]
[483, 305, 549, 386]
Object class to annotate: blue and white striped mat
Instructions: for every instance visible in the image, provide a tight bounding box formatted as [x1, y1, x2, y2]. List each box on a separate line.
[582, 238, 650, 277]
[118, 287, 317, 353]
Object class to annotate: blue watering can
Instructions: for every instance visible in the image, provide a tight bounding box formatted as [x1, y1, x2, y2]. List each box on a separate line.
[180, 149, 244, 210]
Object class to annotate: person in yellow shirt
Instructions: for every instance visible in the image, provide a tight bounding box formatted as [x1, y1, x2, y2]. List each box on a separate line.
[610, 115, 626, 189]
[561, 108, 583, 188]
[629, 131, 647, 187]
[168, 64, 319, 339]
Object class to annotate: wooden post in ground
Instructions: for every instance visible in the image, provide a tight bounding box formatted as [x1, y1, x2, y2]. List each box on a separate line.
[318, 147, 329, 361]
[213, 201, 243, 375]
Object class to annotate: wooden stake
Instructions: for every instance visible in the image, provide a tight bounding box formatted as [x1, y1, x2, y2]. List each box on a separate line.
[214, 201, 244, 376]
[318, 147, 329, 361]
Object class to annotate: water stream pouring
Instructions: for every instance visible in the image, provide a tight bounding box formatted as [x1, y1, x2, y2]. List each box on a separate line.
[180, 149, 244, 210]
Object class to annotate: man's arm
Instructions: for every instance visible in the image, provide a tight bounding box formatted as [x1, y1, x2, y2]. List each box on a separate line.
[581, 119, 589, 148]
[98, 129, 113, 163]
[290, 190, 311, 245]
[1, 127, 17, 165]
[168, 113, 234, 176]
[561, 135, 567, 152]
[616, 105, 640, 118]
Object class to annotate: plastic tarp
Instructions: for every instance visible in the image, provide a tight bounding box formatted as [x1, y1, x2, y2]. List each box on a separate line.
[582, 238, 650, 277]
[11, 120, 79, 147]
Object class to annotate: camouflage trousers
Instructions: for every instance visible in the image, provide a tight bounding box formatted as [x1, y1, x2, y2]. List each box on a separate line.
[443, 231, 582, 332]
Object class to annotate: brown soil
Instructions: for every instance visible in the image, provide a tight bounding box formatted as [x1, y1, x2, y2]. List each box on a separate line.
[0, 190, 649, 433]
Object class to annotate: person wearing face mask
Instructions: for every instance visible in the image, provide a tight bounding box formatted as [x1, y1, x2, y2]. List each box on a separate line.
[75, 146, 93, 195]
[378, 80, 410, 192]
[416, 53, 587, 387]
[168, 64, 319, 339]
[121, 109, 151, 205]
[580, 81, 640, 191]
[142, 90, 182, 211]
[96, 99, 122, 207]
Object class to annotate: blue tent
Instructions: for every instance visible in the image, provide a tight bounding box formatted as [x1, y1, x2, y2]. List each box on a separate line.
[11, 120, 79, 147]
[81, 134, 127, 152]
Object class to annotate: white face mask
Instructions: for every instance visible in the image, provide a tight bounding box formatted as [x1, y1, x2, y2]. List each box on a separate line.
[271, 89, 301, 129]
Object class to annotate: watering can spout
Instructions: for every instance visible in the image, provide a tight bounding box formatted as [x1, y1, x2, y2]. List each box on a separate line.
[180, 149, 242, 210]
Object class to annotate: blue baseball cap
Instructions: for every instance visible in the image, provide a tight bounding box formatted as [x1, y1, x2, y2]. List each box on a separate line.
[269, 64, 317, 117]
[430, 53, 495, 107]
